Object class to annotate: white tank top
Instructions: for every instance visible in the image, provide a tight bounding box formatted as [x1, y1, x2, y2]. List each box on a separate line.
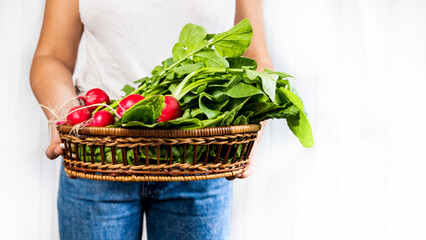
[74, 0, 235, 98]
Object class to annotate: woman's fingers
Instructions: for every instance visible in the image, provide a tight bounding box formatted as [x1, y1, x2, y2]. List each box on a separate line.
[238, 162, 254, 178]
[46, 127, 64, 160]
[66, 173, 77, 179]
[226, 154, 255, 181]
[46, 130, 63, 159]
[225, 163, 253, 180]
[225, 174, 240, 181]
[46, 143, 63, 160]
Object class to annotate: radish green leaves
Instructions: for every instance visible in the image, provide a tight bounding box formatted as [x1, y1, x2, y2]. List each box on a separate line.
[116, 19, 314, 148]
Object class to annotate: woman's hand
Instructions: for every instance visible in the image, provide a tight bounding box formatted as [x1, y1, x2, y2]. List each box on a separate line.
[46, 125, 77, 179]
[46, 126, 63, 160]
[225, 143, 258, 180]
[226, 121, 266, 180]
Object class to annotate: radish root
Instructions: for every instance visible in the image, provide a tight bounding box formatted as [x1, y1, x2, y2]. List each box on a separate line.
[40, 96, 118, 159]
[41, 102, 120, 125]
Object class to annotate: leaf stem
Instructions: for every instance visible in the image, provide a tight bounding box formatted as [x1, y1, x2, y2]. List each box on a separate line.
[176, 78, 224, 100]
[158, 45, 209, 78]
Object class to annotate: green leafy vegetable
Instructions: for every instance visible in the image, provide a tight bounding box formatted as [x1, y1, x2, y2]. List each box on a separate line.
[227, 57, 257, 70]
[287, 112, 314, 148]
[225, 82, 263, 98]
[211, 19, 253, 57]
[121, 84, 136, 96]
[121, 105, 155, 124]
[105, 19, 313, 149]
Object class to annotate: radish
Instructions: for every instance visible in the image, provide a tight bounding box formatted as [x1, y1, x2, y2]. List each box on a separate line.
[56, 121, 67, 125]
[82, 88, 110, 112]
[117, 94, 145, 117]
[158, 96, 181, 122]
[67, 106, 91, 125]
[88, 110, 115, 127]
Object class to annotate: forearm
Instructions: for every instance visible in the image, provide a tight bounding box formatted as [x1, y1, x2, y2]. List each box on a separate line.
[32, 0, 83, 159]
[236, 0, 271, 136]
[235, 0, 273, 71]
[30, 55, 79, 120]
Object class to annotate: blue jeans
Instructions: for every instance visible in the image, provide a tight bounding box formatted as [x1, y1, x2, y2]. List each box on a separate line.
[57, 167, 232, 240]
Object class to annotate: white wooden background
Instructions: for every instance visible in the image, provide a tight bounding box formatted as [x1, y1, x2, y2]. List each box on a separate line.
[1, 0, 426, 239]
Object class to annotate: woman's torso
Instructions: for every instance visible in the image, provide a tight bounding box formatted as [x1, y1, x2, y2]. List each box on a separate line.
[74, 0, 235, 98]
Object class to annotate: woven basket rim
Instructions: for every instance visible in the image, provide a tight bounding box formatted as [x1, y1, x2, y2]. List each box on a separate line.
[64, 167, 246, 182]
[57, 124, 261, 138]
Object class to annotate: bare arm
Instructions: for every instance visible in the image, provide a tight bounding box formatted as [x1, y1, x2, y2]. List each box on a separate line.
[228, 0, 272, 179]
[30, 0, 83, 159]
[236, 0, 273, 71]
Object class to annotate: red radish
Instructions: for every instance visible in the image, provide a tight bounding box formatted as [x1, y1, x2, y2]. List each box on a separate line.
[158, 96, 181, 122]
[83, 88, 110, 112]
[117, 94, 145, 117]
[88, 110, 115, 127]
[67, 106, 91, 125]
[56, 121, 67, 125]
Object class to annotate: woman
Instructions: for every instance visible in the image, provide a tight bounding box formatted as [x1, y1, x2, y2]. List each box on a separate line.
[30, 0, 272, 239]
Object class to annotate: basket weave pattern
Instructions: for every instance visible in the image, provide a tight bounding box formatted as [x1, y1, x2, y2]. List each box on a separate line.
[58, 124, 261, 182]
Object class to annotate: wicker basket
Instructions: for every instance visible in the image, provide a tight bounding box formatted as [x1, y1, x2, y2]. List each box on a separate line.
[57, 124, 261, 182]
